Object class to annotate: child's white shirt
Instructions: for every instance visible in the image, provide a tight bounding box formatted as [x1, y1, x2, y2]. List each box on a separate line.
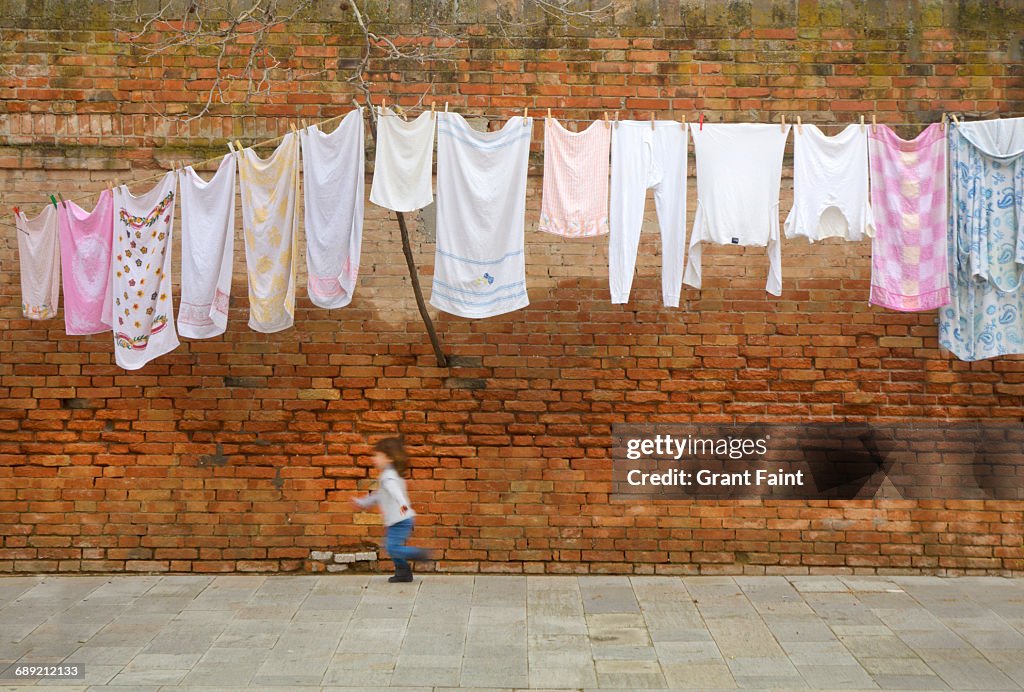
[354, 467, 416, 526]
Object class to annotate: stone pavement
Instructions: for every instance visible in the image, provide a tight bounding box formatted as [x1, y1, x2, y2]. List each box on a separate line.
[0, 574, 1023, 690]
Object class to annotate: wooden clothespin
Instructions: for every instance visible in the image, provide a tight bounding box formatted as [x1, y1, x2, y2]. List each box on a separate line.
[301, 119, 308, 129]
[547, 108, 552, 120]
[951, 113, 960, 125]
[523, 106, 528, 123]
[614, 112, 619, 129]
[444, 102, 449, 112]
[871, 113, 877, 133]
[941, 113, 947, 132]
[681, 114, 686, 129]
[431, 102, 436, 118]
[382, 98, 387, 112]
[57, 192, 66, 207]
[235, 139, 243, 151]
[650, 112, 655, 130]
[290, 123, 297, 133]
[860, 115, 865, 132]
[796, 116, 803, 134]
[780, 114, 786, 131]
[604, 112, 609, 129]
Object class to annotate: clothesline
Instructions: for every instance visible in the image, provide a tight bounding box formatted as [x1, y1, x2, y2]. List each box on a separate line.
[2, 103, 978, 232]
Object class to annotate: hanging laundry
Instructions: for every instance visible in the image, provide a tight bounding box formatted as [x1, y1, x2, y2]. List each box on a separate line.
[868, 123, 949, 312]
[57, 190, 114, 335]
[111, 173, 179, 369]
[684, 123, 790, 296]
[300, 109, 364, 309]
[238, 132, 300, 333]
[15, 204, 60, 320]
[940, 117, 1024, 361]
[370, 106, 435, 212]
[177, 153, 236, 339]
[430, 112, 533, 319]
[539, 118, 611, 238]
[609, 121, 688, 306]
[784, 124, 874, 242]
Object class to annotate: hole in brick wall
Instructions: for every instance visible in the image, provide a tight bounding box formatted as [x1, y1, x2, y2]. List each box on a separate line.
[446, 355, 482, 368]
[197, 443, 228, 467]
[223, 376, 266, 388]
[61, 398, 94, 409]
[444, 377, 487, 390]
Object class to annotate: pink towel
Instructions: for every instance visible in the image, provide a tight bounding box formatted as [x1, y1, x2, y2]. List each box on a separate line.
[538, 119, 610, 237]
[58, 191, 114, 334]
[868, 123, 949, 312]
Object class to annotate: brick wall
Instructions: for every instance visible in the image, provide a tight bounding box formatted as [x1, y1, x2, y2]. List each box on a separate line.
[1, 0, 1023, 575]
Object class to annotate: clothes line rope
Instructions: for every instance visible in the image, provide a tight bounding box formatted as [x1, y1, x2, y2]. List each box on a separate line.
[2, 103, 992, 231]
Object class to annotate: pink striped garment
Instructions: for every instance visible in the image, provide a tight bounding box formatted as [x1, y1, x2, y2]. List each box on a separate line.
[538, 118, 611, 238]
[867, 123, 949, 312]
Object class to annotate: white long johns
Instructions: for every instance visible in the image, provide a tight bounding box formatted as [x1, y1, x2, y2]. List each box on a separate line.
[609, 121, 689, 307]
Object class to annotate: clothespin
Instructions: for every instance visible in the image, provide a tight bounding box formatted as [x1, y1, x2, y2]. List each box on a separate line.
[614, 112, 619, 129]
[235, 139, 243, 151]
[951, 113, 960, 125]
[301, 119, 308, 129]
[780, 114, 786, 132]
[523, 106, 528, 123]
[49, 194, 57, 209]
[650, 112, 655, 130]
[681, 114, 686, 129]
[227, 141, 236, 154]
[860, 115, 865, 132]
[290, 123, 297, 133]
[444, 102, 449, 112]
[941, 113, 947, 132]
[699, 111, 704, 131]
[871, 114, 877, 133]
[382, 98, 387, 112]
[796, 116, 803, 134]
[431, 102, 436, 118]
[547, 108, 552, 120]
[57, 192, 66, 208]
[604, 112, 609, 129]
[12, 205, 19, 216]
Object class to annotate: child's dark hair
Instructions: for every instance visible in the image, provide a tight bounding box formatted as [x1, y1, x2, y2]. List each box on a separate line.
[374, 436, 409, 475]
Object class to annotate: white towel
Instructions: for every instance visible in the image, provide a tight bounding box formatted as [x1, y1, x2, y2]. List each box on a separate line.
[684, 123, 791, 296]
[238, 132, 299, 333]
[15, 204, 60, 319]
[430, 112, 533, 319]
[299, 110, 365, 309]
[111, 172, 180, 369]
[177, 154, 236, 338]
[784, 124, 874, 242]
[370, 107, 435, 212]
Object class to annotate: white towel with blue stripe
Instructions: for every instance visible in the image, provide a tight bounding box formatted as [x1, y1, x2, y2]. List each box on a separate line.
[431, 112, 533, 319]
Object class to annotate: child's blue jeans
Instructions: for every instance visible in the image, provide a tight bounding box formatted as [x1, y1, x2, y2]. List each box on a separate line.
[385, 518, 428, 569]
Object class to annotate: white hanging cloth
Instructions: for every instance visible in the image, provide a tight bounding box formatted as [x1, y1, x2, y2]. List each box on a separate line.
[784, 124, 874, 242]
[370, 106, 435, 212]
[111, 172, 179, 369]
[15, 203, 61, 320]
[299, 109, 365, 309]
[430, 112, 533, 319]
[684, 123, 791, 296]
[177, 153, 236, 338]
[237, 132, 300, 333]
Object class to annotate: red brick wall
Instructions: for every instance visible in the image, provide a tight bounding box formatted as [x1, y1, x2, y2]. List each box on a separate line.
[1, 1, 1023, 575]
